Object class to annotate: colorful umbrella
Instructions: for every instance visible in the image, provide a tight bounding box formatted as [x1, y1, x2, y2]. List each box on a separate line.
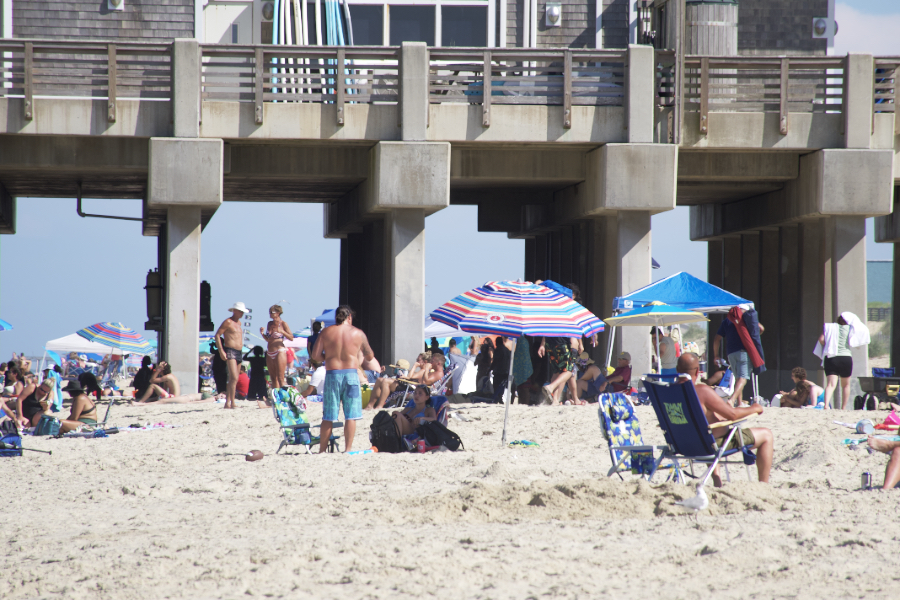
[431, 281, 605, 444]
[0, 318, 12, 331]
[76, 322, 154, 355]
[430, 280, 605, 338]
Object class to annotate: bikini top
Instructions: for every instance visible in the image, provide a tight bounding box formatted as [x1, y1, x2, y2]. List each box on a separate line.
[267, 328, 285, 340]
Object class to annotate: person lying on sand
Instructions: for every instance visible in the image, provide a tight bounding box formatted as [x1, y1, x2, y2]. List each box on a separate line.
[866, 437, 900, 489]
[677, 352, 774, 486]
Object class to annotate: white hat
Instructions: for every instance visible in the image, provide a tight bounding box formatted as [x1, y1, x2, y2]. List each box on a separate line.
[229, 302, 248, 314]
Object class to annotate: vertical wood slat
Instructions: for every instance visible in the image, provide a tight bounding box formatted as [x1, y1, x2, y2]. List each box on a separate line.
[894, 66, 900, 135]
[779, 57, 788, 135]
[482, 50, 491, 127]
[699, 56, 709, 134]
[563, 50, 572, 129]
[254, 47, 264, 124]
[23, 42, 33, 120]
[336, 48, 345, 126]
[107, 44, 117, 123]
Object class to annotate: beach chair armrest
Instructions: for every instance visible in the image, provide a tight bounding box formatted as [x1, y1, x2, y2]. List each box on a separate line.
[609, 444, 662, 453]
[708, 412, 758, 429]
[396, 379, 419, 386]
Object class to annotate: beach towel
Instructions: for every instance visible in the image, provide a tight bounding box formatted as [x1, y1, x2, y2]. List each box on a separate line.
[814, 312, 870, 366]
[45, 371, 63, 412]
[727, 307, 765, 373]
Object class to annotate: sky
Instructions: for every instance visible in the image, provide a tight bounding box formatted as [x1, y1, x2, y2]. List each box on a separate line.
[0, 0, 898, 357]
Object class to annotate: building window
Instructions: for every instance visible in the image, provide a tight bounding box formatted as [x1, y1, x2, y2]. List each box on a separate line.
[442, 5, 487, 47]
[350, 5, 384, 45]
[389, 5, 435, 46]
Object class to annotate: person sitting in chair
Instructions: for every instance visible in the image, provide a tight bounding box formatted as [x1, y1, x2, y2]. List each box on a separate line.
[59, 381, 99, 433]
[676, 352, 774, 486]
[600, 352, 633, 394]
[392, 385, 438, 436]
[576, 352, 606, 403]
[301, 360, 326, 398]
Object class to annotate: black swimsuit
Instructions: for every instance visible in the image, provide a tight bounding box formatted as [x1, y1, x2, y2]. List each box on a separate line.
[21, 389, 44, 420]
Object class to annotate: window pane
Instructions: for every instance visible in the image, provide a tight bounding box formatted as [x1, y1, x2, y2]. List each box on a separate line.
[442, 6, 487, 47]
[350, 5, 383, 45]
[389, 6, 435, 46]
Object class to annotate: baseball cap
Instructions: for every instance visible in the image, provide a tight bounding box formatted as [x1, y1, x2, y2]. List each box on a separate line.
[618, 351, 631, 361]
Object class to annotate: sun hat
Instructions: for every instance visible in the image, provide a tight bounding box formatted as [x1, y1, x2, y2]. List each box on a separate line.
[390, 359, 411, 370]
[78, 354, 88, 361]
[578, 351, 595, 365]
[619, 351, 631, 361]
[229, 302, 248, 314]
[62, 380, 84, 394]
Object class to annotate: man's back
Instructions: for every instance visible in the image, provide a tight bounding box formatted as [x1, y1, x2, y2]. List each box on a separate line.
[319, 324, 364, 370]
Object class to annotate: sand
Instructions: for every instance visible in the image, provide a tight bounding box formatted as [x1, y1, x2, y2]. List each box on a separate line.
[2, 399, 899, 599]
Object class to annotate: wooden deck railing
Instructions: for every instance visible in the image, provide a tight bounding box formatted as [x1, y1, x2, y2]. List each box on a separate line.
[428, 48, 627, 128]
[0, 39, 172, 122]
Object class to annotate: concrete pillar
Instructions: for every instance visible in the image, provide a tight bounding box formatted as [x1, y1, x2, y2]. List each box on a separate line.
[828, 216, 868, 390]
[400, 42, 429, 141]
[778, 225, 803, 390]
[626, 45, 655, 143]
[757, 229, 780, 395]
[740, 232, 761, 309]
[387, 209, 426, 364]
[173, 39, 201, 139]
[893, 244, 900, 366]
[341, 221, 387, 361]
[524, 238, 536, 282]
[706, 239, 723, 364]
[0, 183, 15, 234]
[843, 53, 874, 149]
[533, 234, 549, 281]
[799, 221, 825, 383]
[165, 206, 201, 393]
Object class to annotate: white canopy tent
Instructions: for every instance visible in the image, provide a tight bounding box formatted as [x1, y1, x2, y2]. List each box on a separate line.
[45, 333, 128, 355]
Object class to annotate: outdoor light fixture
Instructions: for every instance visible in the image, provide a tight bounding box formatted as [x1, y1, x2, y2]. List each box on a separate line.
[546, 3, 562, 28]
[108, 0, 125, 11]
[262, 2, 275, 21]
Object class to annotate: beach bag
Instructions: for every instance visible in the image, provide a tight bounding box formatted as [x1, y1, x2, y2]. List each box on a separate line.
[415, 420, 464, 451]
[0, 420, 22, 457]
[369, 410, 403, 453]
[34, 415, 61, 437]
[854, 394, 877, 411]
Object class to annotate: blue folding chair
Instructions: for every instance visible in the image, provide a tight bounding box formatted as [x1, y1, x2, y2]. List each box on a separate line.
[597, 392, 676, 480]
[642, 377, 756, 486]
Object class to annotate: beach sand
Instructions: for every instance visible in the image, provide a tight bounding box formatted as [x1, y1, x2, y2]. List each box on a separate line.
[2, 400, 898, 599]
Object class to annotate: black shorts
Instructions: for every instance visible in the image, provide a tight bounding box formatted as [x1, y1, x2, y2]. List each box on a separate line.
[224, 347, 243, 362]
[824, 355, 853, 378]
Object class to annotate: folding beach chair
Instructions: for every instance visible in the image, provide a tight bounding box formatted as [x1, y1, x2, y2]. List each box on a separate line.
[270, 387, 339, 454]
[597, 392, 673, 479]
[642, 377, 757, 487]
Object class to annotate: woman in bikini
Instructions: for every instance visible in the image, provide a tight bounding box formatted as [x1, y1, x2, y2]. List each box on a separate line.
[261, 305, 293, 391]
[392, 385, 438, 436]
[60, 381, 99, 433]
[135, 361, 179, 402]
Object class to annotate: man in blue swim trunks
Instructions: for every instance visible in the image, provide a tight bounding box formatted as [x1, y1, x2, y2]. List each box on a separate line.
[310, 305, 375, 453]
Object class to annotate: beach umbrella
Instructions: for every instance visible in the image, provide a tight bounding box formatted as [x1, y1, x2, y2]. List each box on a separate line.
[294, 327, 312, 338]
[430, 280, 605, 444]
[0, 318, 12, 331]
[76, 322, 154, 355]
[603, 303, 709, 371]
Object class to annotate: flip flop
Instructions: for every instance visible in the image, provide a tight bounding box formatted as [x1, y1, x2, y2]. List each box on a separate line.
[540, 386, 552, 405]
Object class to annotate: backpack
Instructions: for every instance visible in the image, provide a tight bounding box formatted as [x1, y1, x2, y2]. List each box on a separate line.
[369, 411, 404, 453]
[0, 420, 22, 457]
[415, 420, 464, 451]
[854, 394, 877, 411]
[34, 414, 61, 437]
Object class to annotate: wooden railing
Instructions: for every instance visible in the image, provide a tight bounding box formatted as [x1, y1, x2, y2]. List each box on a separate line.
[200, 45, 400, 124]
[874, 57, 898, 134]
[0, 39, 172, 122]
[682, 56, 845, 134]
[428, 48, 627, 128]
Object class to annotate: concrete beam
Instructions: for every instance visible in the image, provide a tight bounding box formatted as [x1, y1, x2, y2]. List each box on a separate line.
[400, 42, 429, 142]
[148, 138, 224, 209]
[364, 142, 450, 213]
[691, 149, 894, 240]
[173, 39, 201, 139]
[0, 183, 14, 234]
[449, 147, 585, 186]
[677, 151, 799, 182]
[0, 98, 173, 138]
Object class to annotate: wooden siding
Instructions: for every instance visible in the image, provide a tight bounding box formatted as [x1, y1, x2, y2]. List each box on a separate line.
[505, 0, 626, 49]
[13, 0, 195, 41]
[738, 0, 828, 56]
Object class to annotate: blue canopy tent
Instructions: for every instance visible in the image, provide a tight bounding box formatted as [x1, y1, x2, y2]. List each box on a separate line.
[313, 308, 336, 327]
[613, 272, 753, 314]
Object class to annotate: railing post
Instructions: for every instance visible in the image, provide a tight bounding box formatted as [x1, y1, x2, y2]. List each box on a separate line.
[843, 53, 874, 149]
[699, 56, 709, 135]
[173, 39, 201, 138]
[482, 50, 491, 128]
[563, 50, 572, 129]
[254, 47, 264, 125]
[779, 57, 788, 135]
[108, 44, 117, 124]
[400, 42, 429, 141]
[23, 42, 32, 121]
[336, 47, 345, 126]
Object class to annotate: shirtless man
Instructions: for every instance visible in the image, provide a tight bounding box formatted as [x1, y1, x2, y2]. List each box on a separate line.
[310, 305, 375, 453]
[215, 302, 247, 409]
[676, 352, 774, 486]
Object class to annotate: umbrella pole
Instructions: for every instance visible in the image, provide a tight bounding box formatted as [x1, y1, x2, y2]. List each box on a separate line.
[500, 339, 517, 446]
[605, 326, 616, 369]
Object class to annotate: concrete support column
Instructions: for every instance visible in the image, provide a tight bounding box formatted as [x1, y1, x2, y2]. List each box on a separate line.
[173, 39, 201, 139]
[740, 233, 761, 309]
[843, 53, 874, 149]
[386, 210, 426, 364]
[828, 216, 868, 389]
[706, 239, 723, 364]
[400, 42, 429, 141]
[893, 244, 900, 366]
[778, 225, 803, 389]
[626, 45, 655, 143]
[757, 229, 780, 395]
[165, 206, 201, 393]
[799, 221, 825, 382]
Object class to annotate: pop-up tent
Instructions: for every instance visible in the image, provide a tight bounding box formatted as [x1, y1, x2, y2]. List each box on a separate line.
[313, 308, 336, 327]
[45, 333, 127, 355]
[613, 272, 753, 314]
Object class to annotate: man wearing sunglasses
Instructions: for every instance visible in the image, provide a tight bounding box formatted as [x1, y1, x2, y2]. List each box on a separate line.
[676, 352, 774, 487]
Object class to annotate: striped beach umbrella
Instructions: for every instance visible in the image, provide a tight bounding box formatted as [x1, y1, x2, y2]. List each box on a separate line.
[76, 322, 154, 355]
[429, 280, 604, 339]
[0, 318, 12, 331]
[430, 281, 604, 445]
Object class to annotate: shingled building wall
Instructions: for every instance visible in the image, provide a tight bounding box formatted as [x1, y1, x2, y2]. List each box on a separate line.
[13, 0, 195, 40]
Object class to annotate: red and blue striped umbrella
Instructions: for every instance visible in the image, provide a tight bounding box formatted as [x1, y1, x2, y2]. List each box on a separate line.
[76, 322, 154, 355]
[430, 280, 604, 338]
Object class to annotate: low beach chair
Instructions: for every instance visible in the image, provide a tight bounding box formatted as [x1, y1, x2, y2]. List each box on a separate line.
[270, 387, 340, 454]
[597, 392, 671, 479]
[642, 377, 757, 487]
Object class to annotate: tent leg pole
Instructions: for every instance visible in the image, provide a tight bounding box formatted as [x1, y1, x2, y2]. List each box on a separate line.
[500, 339, 517, 446]
[606, 326, 616, 369]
